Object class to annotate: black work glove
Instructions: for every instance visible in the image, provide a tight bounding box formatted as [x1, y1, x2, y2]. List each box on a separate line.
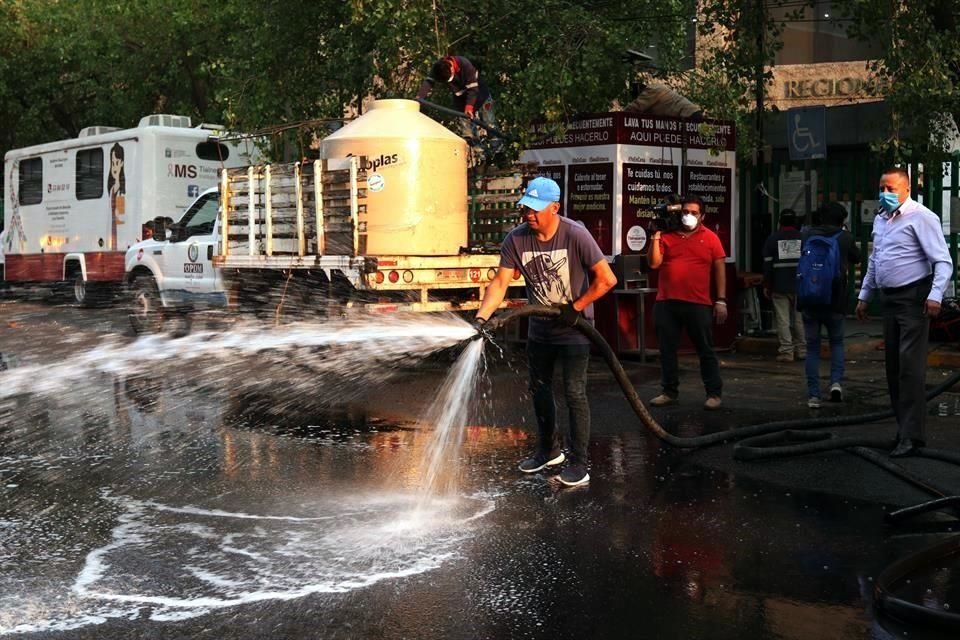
[471, 315, 494, 341]
[556, 302, 581, 328]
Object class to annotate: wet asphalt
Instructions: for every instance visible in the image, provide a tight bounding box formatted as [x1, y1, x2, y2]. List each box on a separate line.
[1, 295, 960, 639]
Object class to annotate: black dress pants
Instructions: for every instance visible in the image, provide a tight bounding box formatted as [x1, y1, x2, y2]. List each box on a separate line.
[881, 278, 932, 442]
[654, 300, 723, 398]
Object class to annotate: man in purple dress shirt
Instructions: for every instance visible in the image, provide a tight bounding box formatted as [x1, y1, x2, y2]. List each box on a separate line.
[856, 167, 954, 457]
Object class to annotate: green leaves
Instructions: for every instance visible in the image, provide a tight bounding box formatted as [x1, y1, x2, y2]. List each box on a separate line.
[0, 0, 690, 158]
[689, 0, 960, 162]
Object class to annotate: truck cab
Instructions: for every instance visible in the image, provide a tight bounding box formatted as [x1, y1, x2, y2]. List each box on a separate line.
[124, 188, 225, 332]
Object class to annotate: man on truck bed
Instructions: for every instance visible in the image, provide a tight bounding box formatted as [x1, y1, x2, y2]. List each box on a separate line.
[416, 55, 496, 130]
[473, 177, 617, 487]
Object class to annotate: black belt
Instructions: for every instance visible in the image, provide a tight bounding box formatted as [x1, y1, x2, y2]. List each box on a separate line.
[881, 275, 932, 295]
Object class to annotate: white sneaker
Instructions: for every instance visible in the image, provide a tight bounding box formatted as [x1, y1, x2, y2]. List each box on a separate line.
[830, 383, 843, 402]
[807, 397, 821, 409]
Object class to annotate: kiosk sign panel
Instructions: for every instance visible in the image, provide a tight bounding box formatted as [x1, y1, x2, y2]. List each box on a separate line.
[567, 163, 614, 254]
[621, 164, 679, 254]
[521, 112, 737, 257]
[683, 166, 733, 253]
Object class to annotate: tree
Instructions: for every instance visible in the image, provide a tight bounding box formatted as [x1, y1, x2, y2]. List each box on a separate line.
[678, 0, 804, 159]
[0, 0, 698, 158]
[836, 0, 960, 162]
[681, 0, 960, 163]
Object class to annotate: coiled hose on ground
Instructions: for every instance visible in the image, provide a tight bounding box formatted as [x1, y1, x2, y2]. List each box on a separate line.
[484, 304, 960, 631]
[486, 305, 960, 457]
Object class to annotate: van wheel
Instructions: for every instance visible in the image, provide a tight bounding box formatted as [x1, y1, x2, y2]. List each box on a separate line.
[72, 272, 110, 307]
[129, 276, 164, 334]
[73, 272, 90, 306]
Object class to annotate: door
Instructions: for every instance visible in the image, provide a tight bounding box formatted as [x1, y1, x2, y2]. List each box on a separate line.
[162, 192, 220, 302]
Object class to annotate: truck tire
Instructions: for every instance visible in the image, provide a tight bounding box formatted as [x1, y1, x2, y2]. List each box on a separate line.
[128, 276, 164, 334]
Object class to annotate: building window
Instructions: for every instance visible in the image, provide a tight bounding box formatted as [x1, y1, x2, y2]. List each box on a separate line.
[196, 141, 230, 162]
[76, 148, 104, 200]
[18, 157, 42, 205]
[772, 1, 881, 65]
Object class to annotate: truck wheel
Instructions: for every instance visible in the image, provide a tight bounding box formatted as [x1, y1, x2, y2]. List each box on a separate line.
[129, 276, 164, 334]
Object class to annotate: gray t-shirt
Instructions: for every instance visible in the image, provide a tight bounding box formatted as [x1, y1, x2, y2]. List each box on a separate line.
[500, 217, 606, 345]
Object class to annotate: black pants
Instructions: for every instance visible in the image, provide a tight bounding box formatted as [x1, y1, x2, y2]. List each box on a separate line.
[881, 278, 932, 442]
[654, 300, 723, 398]
[527, 341, 591, 464]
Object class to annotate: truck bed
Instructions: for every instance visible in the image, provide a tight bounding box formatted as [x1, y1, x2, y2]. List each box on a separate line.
[215, 159, 527, 312]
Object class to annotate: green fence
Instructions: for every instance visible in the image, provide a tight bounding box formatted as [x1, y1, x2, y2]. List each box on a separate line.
[762, 151, 960, 311]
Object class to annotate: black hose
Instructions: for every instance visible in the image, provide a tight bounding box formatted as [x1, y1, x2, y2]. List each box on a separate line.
[486, 305, 960, 454]
[416, 98, 514, 141]
[888, 496, 960, 523]
[874, 535, 960, 631]
[485, 304, 960, 632]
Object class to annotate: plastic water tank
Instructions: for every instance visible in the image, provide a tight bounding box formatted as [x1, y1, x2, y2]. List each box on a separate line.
[320, 99, 468, 256]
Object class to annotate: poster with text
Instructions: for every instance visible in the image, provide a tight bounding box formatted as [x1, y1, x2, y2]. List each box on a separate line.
[683, 166, 732, 254]
[567, 163, 614, 254]
[620, 163, 679, 254]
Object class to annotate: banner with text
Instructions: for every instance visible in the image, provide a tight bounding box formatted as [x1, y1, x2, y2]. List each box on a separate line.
[620, 164, 679, 254]
[683, 166, 732, 254]
[567, 163, 614, 254]
[528, 113, 736, 152]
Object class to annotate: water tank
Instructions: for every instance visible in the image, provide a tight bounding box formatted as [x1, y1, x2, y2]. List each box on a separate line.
[321, 99, 468, 256]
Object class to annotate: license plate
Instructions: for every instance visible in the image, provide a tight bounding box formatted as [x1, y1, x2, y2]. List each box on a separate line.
[434, 269, 465, 281]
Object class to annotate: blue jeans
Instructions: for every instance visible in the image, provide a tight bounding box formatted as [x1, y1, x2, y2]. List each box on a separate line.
[527, 341, 591, 464]
[802, 310, 845, 398]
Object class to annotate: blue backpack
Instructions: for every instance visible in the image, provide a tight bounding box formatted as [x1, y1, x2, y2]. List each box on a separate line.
[797, 232, 842, 306]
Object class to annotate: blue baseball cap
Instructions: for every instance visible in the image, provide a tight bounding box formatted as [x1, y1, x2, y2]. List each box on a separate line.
[517, 176, 561, 211]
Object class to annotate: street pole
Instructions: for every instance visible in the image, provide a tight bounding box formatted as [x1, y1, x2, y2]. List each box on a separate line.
[753, 0, 767, 270]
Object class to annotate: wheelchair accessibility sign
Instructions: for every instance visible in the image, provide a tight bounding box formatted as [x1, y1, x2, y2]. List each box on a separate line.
[787, 106, 826, 161]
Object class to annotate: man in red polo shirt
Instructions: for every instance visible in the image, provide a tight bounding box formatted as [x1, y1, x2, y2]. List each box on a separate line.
[647, 195, 727, 410]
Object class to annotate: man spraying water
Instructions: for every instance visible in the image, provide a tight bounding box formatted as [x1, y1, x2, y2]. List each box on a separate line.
[472, 177, 617, 486]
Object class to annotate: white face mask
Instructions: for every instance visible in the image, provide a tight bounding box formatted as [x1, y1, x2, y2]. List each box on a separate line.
[681, 214, 698, 229]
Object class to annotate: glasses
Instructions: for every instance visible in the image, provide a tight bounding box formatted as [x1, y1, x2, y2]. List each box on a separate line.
[518, 205, 539, 214]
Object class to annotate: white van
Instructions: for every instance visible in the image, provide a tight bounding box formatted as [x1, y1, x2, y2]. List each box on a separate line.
[2, 114, 256, 305]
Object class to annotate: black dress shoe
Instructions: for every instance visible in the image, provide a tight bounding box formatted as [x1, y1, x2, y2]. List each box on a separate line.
[890, 439, 925, 458]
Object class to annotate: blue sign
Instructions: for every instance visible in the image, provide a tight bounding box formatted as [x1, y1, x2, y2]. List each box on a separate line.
[787, 106, 826, 161]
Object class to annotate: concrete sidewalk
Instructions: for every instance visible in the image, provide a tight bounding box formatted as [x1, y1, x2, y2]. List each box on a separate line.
[734, 317, 960, 369]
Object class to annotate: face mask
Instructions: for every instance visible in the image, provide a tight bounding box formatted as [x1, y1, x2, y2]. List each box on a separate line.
[878, 192, 901, 213]
[681, 214, 698, 229]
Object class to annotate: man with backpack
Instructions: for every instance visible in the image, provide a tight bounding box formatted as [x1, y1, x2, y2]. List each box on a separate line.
[796, 202, 861, 409]
[857, 167, 954, 457]
[762, 209, 805, 362]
